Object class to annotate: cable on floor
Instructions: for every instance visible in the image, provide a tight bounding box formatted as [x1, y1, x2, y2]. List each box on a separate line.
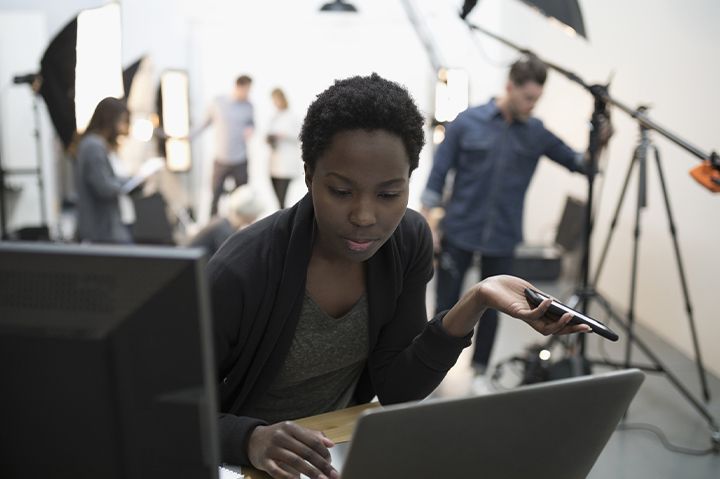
[616, 422, 717, 456]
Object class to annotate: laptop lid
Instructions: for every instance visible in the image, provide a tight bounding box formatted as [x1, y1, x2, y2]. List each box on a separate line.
[336, 369, 644, 479]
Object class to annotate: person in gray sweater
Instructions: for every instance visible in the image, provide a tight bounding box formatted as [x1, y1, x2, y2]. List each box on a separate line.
[74, 97, 133, 243]
[75, 97, 163, 243]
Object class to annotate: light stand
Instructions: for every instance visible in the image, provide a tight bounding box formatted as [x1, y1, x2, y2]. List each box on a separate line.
[0, 75, 50, 240]
[0, 120, 6, 240]
[463, 21, 720, 447]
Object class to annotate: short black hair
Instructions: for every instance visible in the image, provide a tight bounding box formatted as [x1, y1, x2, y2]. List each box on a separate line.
[509, 55, 547, 86]
[236, 75, 252, 86]
[300, 73, 425, 174]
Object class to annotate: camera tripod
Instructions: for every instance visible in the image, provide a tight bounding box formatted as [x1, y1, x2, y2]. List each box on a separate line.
[562, 104, 719, 446]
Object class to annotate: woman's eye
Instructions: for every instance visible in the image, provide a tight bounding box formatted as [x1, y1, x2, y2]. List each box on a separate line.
[378, 192, 400, 199]
[329, 187, 351, 197]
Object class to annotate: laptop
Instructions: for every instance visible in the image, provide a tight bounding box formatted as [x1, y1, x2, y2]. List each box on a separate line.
[326, 369, 644, 479]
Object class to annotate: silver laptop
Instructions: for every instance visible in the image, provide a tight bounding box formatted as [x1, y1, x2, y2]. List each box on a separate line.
[328, 369, 644, 479]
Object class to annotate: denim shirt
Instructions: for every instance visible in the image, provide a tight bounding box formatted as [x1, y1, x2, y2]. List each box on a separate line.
[421, 99, 582, 255]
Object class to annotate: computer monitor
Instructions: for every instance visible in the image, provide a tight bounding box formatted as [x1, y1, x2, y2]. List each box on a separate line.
[131, 193, 176, 245]
[0, 242, 219, 479]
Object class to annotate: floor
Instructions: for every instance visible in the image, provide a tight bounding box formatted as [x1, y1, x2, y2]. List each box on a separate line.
[426, 276, 720, 478]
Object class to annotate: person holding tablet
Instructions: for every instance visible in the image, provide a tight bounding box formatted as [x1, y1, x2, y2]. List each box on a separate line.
[74, 97, 162, 243]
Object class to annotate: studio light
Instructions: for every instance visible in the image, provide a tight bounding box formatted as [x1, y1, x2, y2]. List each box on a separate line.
[159, 70, 191, 172]
[434, 68, 469, 123]
[432, 125, 446, 145]
[130, 118, 154, 142]
[24, 3, 124, 147]
[35, 18, 78, 150]
[319, 0, 358, 13]
[123, 56, 156, 145]
[460, 0, 586, 38]
[518, 0, 586, 38]
[74, 3, 124, 133]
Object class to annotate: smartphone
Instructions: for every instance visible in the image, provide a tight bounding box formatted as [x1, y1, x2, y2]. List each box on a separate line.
[523, 288, 619, 342]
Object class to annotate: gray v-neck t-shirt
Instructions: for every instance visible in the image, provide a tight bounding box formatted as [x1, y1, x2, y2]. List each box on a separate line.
[243, 292, 369, 423]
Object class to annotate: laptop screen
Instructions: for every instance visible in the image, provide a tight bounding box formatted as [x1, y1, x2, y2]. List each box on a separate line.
[334, 369, 644, 479]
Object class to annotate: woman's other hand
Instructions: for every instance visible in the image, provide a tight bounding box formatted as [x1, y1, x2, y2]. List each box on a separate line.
[247, 421, 339, 479]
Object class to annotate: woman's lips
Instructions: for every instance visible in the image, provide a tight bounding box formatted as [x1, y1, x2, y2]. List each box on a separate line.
[345, 238, 375, 252]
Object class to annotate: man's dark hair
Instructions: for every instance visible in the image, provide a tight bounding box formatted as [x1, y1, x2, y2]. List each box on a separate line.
[236, 75, 252, 86]
[508, 55, 547, 86]
[300, 73, 425, 174]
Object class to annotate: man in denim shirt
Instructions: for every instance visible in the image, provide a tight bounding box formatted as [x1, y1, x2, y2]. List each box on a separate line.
[421, 56, 610, 376]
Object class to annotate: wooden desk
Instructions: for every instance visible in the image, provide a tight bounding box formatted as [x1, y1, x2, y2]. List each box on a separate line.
[239, 403, 379, 479]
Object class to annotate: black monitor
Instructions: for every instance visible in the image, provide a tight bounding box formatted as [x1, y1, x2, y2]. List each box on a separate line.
[0, 242, 219, 478]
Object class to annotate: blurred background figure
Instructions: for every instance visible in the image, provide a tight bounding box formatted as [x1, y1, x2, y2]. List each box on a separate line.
[266, 87, 302, 209]
[187, 184, 264, 257]
[191, 75, 255, 217]
[74, 97, 133, 244]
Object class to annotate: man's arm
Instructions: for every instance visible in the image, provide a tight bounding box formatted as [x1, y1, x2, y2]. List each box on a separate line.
[178, 102, 214, 141]
[420, 116, 465, 247]
[243, 126, 254, 141]
[420, 117, 464, 210]
[187, 111, 213, 140]
[243, 103, 255, 141]
[543, 114, 613, 174]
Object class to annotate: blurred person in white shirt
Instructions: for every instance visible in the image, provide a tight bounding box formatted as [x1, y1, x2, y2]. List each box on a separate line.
[266, 88, 303, 209]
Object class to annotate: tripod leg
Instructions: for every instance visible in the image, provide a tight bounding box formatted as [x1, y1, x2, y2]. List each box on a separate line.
[593, 295, 719, 436]
[572, 149, 636, 361]
[625, 145, 646, 370]
[592, 149, 637, 286]
[653, 147, 711, 402]
[32, 94, 48, 227]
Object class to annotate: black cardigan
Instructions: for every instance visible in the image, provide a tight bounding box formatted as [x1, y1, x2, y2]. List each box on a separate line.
[207, 194, 471, 465]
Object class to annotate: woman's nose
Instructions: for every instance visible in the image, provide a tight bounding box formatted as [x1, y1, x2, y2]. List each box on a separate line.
[349, 197, 376, 227]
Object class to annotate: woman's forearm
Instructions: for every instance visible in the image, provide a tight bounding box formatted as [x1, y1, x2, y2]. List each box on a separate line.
[440, 284, 488, 337]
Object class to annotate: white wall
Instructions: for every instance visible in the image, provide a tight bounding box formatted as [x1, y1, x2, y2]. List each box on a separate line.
[0, 0, 101, 37]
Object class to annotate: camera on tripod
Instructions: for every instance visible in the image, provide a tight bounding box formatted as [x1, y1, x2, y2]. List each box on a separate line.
[13, 73, 40, 86]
